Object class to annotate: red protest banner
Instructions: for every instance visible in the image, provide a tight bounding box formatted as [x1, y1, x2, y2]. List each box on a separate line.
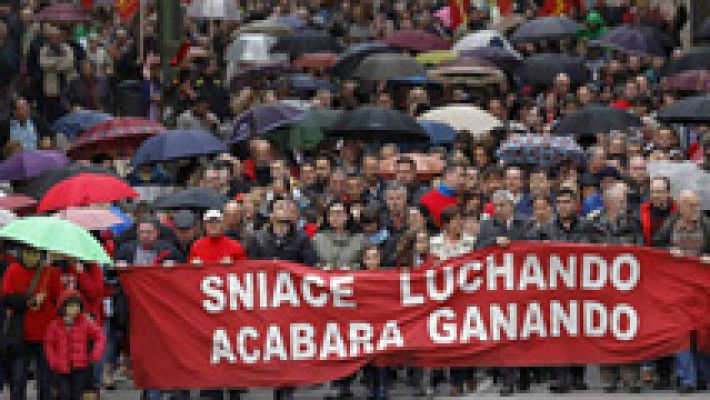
[120, 242, 710, 389]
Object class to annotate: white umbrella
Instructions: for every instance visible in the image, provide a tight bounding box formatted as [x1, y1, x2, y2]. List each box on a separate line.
[453, 30, 519, 55]
[224, 33, 277, 62]
[0, 209, 17, 227]
[648, 161, 710, 210]
[187, 0, 241, 21]
[418, 105, 501, 136]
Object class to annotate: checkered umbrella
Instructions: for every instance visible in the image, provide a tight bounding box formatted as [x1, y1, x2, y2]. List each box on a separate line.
[68, 118, 166, 160]
[496, 134, 585, 167]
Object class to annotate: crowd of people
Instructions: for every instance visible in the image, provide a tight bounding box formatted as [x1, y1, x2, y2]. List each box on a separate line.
[1, 0, 710, 399]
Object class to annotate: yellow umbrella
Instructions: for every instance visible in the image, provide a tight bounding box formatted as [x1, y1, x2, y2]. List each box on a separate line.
[416, 50, 458, 65]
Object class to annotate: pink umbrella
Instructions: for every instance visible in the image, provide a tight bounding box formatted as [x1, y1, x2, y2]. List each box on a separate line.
[382, 30, 451, 52]
[434, 7, 452, 29]
[55, 208, 123, 231]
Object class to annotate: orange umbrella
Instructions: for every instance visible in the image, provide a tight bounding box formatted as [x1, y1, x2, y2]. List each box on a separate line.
[37, 173, 138, 213]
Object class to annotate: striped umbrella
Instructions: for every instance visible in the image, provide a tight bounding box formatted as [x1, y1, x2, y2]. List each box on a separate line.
[68, 117, 166, 160]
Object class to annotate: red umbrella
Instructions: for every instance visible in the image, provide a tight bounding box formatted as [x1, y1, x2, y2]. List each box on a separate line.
[293, 52, 338, 69]
[382, 29, 451, 52]
[37, 173, 139, 213]
[665, 69, 710, 93]
[34, 3, 90, 23]
[0, 194, 37, 212]
[68, 117, 166, 160]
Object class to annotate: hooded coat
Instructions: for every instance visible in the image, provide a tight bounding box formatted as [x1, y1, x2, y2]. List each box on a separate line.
[43, 290, 106, 374]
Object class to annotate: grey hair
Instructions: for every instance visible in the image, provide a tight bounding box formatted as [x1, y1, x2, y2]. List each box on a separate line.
[603, 183, 626, 201]
[492, 190, 515, 204]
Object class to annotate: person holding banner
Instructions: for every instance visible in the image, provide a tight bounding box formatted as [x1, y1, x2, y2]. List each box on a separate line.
[653, 190, 710, 393]
[189, 209, 247, 266]
[313, 201, 366, 271]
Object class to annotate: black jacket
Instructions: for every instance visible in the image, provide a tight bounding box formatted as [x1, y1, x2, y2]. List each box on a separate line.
[247, 227, 318, 266]
[652, 215, 710, 255]
[586, 212, 644, 245]
[544, 216, 590, 243]
[476, 215, 530, 249]
[114, 240, 181, 265]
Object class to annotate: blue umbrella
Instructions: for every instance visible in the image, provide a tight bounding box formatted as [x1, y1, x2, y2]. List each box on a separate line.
[131, 130, 228, 167]
[510, 16, 581, 43]
[331, 42, 397, 78]
[594, 24, 669, 56]
[277, 15, 306, 29]
[231, 104, 305, 142]
[52, 110, 112, 138]
[418, 120, 456, 144]
[287, 73, 335, 92]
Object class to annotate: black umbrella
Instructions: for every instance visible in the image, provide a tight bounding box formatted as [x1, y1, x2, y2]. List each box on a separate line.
[696, 17, 710, 40]
[271, 30, 341, 57]
[19, 164, 117, 199]
[510, 16, 581, 43]
[152, 188, 228, 210]
[516, 53, 588, 87]
[330, 42, 397, 78]
[662, 49, 710, 76]
[459, 47, 523, 71]
[330, 107, 429, 143]
[352, 53, 426, 81]
[657, 95, 710, 124]
[595, 24, 671, 56]
[553, 104, 642, 137]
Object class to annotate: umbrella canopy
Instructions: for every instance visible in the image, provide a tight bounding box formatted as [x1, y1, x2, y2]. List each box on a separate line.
[510, 16, 581, 43]
[271, 30, 341, 57]
[224, 33, 276, 62]
[434, 7, 451, 28]
[52, 110, 112, 138]
[516, 53, 588, 87]
[0, 209, 17, 227]
[265, 108, 342, 151]
[68, 117, 166, 159]
[382, 29, 451, 52]
[132, 130, 228, 167]
[453, 30, 516, 53]
[34, 3, 89, 23]
[186, 0, 241, 20]
[459, 47, 523, 70]
[416, 50, 458, 65]
[418, 105, 501, 136]
[331, 107, 429, 143]
[293, 52, 338, 69]
[237, 19, 292, 36]
[277, 15, 307, 29]
[418, 120, 457, 144]
[330, 42, 396, 78]
[0, 217, 111, 264]
[648, 161, 710, 210]
[662, 49, 710, 76]
[0, 194, 37, 212]
[20, 164, 117, 199]
[0, 150, 70, 181]
[153, 187, 228, 210]
[487, 14, 527, 33]
[497, 134, 585, 167]
[439, 56, 498, 69]
[697, 18, 710, 40]
[54, 208, 124, 231]
[232, 104, 305, 142]
[595, 24, 669, 56]
[428, 66, 506, 86]
[553, 104, 642, 136]
[353, 53, 426, 81]
[37, 173, 139, 213]
[287, 73, 334, 93]
[656, 95, 710, 124]
[665, 69, 710, 92]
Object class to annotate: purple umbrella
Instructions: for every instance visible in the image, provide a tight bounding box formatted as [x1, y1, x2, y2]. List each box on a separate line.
[231, 104, 305, 142]
[0, 150, 70, 181]
[665, 69, 710, 92]
[594, 24, 669, 57]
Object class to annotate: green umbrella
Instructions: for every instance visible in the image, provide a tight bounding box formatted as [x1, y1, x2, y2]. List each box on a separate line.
[265, 109, 342, 151]
[0, 216, 112, 264]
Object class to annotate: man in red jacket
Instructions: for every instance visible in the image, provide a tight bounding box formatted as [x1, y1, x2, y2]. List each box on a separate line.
[639, 177, 677, 246]
[419, 163, 466, 228]
[1, 247, 61, 400]
[189, 209, 247, 265]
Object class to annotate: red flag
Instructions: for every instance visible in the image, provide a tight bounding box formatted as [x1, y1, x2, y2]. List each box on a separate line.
[448, 0, 471, 32]
[81, 0, 93, 9]
[116, 0, 140, 22]
[541, 0, 584, 16]
[498, 0, 513, 16]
